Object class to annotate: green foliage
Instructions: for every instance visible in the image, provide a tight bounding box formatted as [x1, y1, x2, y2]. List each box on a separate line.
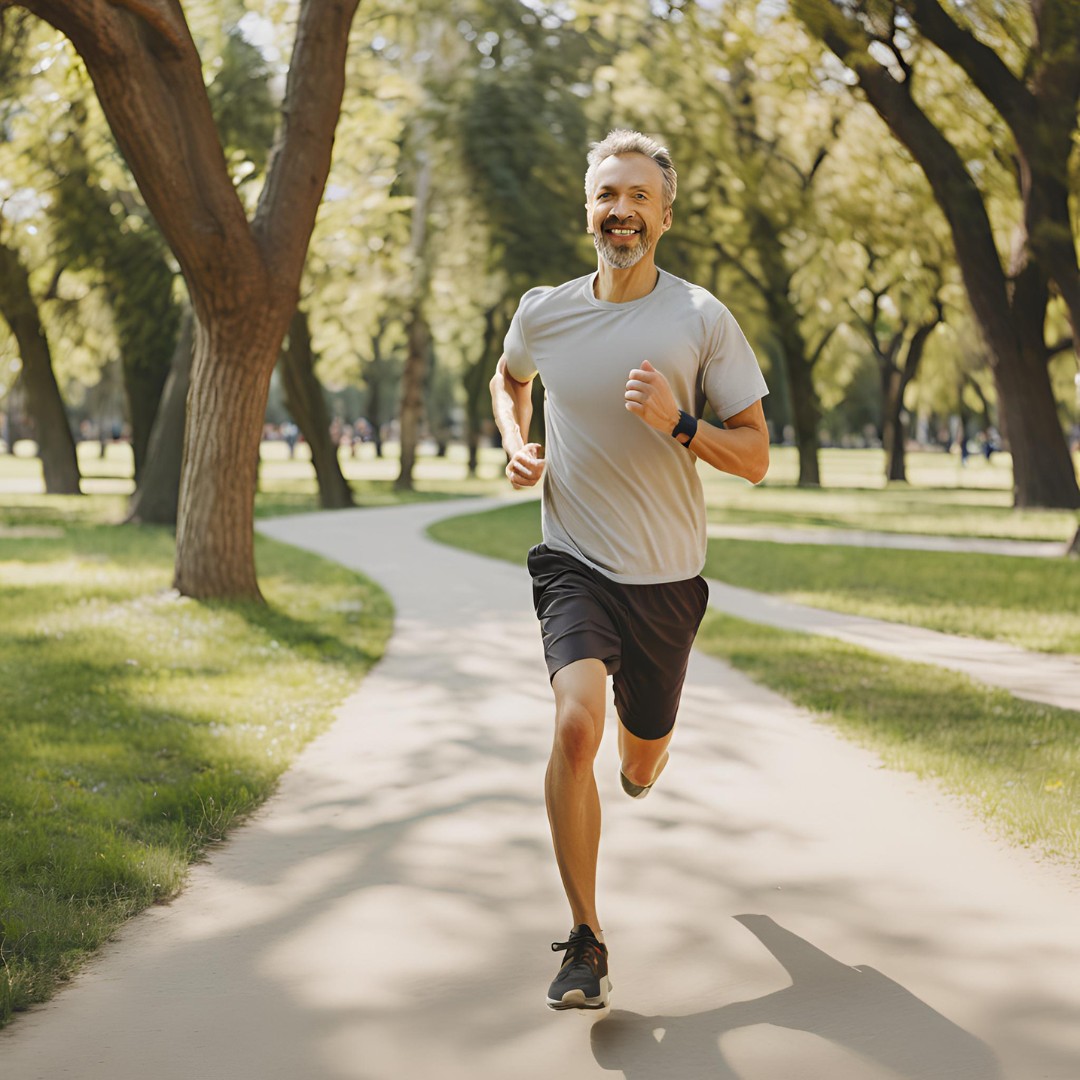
[0, 499, 393, 1023]
[205, 25, 278, 185]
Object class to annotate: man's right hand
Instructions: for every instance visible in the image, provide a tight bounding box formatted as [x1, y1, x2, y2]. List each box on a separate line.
[506, 442, 545, 489]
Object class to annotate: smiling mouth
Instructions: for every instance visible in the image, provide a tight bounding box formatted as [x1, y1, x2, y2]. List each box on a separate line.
[605, 226, 640, 236]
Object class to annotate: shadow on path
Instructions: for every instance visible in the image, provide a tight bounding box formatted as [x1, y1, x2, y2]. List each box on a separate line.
[592, 915, 1002, 1080]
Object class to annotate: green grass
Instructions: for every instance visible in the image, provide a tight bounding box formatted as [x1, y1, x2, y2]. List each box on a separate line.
[695, 612, 1080, 868]
[703, 540, 1080, 655]
[698, 445, 1080, 542]
[0, 498, 393, 1025]
[427, 500, 1080, 871]
[429, 500, 1080, 654]
[5, 442, 1075, 540]
[0, 439, 511, 514]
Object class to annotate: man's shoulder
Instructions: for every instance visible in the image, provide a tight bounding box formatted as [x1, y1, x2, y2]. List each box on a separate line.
[517, 274, 592, 316]
[657, 270, 730, 320]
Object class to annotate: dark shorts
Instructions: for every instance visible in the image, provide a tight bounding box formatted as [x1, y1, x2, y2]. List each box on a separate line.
[526, 543, 710, 741]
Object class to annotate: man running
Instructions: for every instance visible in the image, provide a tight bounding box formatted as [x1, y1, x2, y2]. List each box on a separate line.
[489, 129, 770, 1011]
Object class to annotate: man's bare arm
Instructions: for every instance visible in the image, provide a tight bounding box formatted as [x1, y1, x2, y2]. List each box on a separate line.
[490, 355, 545, 488]
[624, 360, 769, 484]
[685, 400, 770, 484]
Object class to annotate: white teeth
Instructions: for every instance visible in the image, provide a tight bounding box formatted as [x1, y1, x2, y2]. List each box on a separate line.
[609, 228, 637, 235]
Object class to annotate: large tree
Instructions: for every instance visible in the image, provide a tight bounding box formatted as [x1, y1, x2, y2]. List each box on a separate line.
[13, 0, 363, 597]
[0, 238, 82, 493]
[796, 0, 1080, 508]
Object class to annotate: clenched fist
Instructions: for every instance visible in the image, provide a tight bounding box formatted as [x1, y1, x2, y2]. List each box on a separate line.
[624, 359, 680, 434]
[506, 442, 545, 489]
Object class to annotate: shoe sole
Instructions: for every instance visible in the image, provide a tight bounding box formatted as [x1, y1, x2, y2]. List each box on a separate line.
[620, 771, 653, 799]
[546, 975, 612, 1011]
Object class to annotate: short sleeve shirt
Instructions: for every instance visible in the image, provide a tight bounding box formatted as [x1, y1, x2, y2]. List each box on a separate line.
[504, 269, 769, 584]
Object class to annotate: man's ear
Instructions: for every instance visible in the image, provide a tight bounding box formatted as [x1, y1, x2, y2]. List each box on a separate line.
[662, 205, 673, 233]
[585, 202, 594, 235]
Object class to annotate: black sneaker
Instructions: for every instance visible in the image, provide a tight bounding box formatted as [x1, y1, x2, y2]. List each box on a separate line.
[620, 770, 654, 799]
[546, 924, 611, 1010]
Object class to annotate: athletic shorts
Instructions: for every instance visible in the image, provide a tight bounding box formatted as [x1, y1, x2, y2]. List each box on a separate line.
[526, 543, 710, 741]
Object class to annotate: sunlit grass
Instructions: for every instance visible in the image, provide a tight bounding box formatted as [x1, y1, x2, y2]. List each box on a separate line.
[428, 500, 1079, 653]
[702, 539, 1080, 654]
[700, 447, 1079, 542]
[0, 498, 392, 1025]
[4, 442, 1076, 541]
[428, 502, 1080, 872]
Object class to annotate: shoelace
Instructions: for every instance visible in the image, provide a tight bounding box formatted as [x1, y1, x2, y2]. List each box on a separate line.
[551, 934, 603, 973]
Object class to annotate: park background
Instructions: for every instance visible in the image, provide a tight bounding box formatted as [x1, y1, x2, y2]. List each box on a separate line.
[1, 0, 1079, 1037]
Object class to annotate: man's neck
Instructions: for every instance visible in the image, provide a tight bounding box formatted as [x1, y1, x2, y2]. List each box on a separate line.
[592, 258, 660, 303]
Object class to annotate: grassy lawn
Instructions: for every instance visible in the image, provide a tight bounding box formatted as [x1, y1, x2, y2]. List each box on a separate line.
[0, 497, 393, 1026]
[700, 446, 1080, 543]
[0, 439, 509, 516]
[430, 501, 1080, 654]
[428, 501, 1080, 870]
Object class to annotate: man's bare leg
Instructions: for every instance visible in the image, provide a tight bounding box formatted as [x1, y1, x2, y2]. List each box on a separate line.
[618, 722, 673, 795]
[547, 659, 607, 931]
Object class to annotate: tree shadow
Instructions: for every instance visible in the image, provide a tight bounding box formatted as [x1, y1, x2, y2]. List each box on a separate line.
[591, 915, 1003, 1080]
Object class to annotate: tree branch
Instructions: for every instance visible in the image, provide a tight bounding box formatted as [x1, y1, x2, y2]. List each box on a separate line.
[253, 0, 362, 288]
[904, 0, 1037, 141]
[808, 322, 838, 367]
[18, 0, 259, 315]
[105, 0, 186, 52]
[711, 239, 769, 298]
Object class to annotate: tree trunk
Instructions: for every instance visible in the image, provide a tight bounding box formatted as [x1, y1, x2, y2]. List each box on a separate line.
[126, 305, 194, 525]
[20, 0, 363, 598]
[750, 213, 821, 487]
[771, 298, 821, 487]
[174, 316, 283, 599]
[0, 241, 81, 494]
[280, 309, 353, 509]
[395, 309, 429, 492]
[464, 301, 505, 477]
[882, 366, 906, 483]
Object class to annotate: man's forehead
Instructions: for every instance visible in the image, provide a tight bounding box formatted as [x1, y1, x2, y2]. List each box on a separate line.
[592, 152, 665, 191]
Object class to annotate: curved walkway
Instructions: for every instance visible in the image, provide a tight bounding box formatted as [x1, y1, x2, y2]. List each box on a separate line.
[2, 499, 1079, 1080]
[706, 581, 1080, 713]
[705, 522, 1071, 558]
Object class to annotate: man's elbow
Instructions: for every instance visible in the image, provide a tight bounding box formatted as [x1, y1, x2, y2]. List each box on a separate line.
[744, 436, 770, 485]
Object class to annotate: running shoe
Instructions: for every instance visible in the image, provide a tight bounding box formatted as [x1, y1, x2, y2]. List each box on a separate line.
[547, 924, 611, 1010]
[620, 770, 655, 799]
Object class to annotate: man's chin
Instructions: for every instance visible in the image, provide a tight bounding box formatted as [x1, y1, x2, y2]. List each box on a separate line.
[596, 239, 649, 270]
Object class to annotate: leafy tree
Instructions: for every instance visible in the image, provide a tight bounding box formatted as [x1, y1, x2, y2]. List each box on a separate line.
[0, 236, 81, 492]
[0, 12, 80, 493]
[455, 1, 596, 472]
[795, 0, 1080, 508]
[11, 0, 365, 598]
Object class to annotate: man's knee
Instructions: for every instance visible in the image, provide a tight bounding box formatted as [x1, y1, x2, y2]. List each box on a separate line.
[553, 700, 603, 776]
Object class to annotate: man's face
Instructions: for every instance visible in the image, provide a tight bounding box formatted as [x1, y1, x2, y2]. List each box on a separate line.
[586, 153, 672, 270]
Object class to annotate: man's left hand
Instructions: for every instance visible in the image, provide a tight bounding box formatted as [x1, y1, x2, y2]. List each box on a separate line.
[625, 359, 680, 434]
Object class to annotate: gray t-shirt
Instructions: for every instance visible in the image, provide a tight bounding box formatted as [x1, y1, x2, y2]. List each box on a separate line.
[504, 269, 769, 584]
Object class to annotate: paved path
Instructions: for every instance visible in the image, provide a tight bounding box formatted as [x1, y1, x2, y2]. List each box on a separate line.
[705, 523, 1071, 558]
[707, 582, 1080, 713]
[3, 499, 1080, 1080]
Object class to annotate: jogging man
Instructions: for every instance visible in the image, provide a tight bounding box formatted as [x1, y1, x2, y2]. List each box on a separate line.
[489, 129, 770, 1011]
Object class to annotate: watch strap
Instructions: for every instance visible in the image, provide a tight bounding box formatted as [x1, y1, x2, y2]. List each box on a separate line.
[671, 410, 698, 446]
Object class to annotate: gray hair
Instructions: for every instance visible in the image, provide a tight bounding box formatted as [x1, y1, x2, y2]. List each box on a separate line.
[584, 129, 677, 209]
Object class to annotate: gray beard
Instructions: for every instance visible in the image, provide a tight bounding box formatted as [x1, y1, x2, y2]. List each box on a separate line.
[594, 224, 651, 269]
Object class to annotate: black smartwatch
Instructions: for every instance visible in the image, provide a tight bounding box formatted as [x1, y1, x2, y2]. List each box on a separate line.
[671, 410, 698, 446]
